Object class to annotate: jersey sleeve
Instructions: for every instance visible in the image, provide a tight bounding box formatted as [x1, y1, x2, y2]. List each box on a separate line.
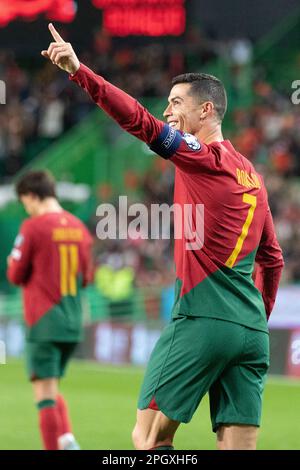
[7, 220, 34, 286]
[254, 207, 284, 319]
[70, 63, 164, 145]
[70, 64, 216, 173]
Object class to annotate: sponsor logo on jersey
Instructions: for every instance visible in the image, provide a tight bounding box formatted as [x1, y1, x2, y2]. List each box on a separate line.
[182, 133, 201, 151]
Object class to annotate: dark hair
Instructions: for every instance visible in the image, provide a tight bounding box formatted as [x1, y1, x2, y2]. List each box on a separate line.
[16, 170, 56, 200]
[172, 73, 227, 121]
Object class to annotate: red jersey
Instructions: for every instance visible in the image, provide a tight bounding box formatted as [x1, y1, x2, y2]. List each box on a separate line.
[70, 64, 284, 332]
[7, 210, 93, 341]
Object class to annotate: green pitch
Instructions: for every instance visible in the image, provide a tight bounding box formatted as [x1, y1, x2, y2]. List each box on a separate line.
[1, 359, 300, 450]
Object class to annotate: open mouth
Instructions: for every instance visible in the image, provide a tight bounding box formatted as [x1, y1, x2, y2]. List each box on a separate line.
[168, 121, 179, 128]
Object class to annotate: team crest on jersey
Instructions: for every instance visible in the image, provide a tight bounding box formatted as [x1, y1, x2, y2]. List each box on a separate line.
[182, 133, 201, 151]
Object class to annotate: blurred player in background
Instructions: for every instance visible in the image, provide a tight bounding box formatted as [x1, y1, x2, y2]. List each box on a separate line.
[7, 170, 93, 450]
[42, 24, 284, 450]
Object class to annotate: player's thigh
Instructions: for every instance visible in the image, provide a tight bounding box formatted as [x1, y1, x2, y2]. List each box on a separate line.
[133, 408, 180, 450]
[26, 341, 61, 382]
[216, 424, 258, 450]
[210, 328, 269, 432]
[138, 317, 243, 423]
[54, 341, 79, 378]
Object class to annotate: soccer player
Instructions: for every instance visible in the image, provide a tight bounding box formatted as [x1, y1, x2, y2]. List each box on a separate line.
[7, 170, 93, 450]
[42, 24, 284, 450]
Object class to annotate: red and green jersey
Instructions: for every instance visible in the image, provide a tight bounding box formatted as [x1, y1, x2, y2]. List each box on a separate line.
[168, 139, 282, 331]
[7, 211, 93, 342]
[70, 64, 284, 332]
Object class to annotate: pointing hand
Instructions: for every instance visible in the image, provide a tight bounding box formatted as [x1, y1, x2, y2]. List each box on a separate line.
[41, 23, 80, 75]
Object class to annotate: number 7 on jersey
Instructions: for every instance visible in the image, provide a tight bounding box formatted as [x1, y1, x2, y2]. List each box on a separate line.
[225, 193, 257, 268]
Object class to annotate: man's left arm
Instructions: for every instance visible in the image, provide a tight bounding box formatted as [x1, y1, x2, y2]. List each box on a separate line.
[254, 208, 284, 319]
[81, 229, 94, 287]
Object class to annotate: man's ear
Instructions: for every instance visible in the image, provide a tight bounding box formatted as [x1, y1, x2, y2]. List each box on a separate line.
[200, 101, 214, 119]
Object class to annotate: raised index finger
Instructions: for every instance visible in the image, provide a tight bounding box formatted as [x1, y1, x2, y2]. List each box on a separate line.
[48, 23, 65, 43]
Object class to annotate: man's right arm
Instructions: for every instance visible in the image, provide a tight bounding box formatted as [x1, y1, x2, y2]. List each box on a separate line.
[42, 23, 215, 167]
[41, 24, 164, 145]
[7, 221, 33, 286]
[254, 208, 284, 319]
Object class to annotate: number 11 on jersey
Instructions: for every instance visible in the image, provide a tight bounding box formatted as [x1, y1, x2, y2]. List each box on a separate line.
[59, 243, 79, 296]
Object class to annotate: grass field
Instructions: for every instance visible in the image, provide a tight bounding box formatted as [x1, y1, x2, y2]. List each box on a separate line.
[1, 358, 300, 450]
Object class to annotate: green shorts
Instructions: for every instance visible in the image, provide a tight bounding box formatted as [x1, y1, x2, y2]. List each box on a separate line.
[138, 316, 269, 431]
[26, 341, 78, 381]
